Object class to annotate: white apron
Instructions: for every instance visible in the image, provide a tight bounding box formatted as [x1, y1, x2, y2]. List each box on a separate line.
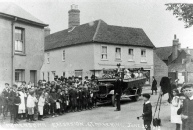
[38, 106, 44, 115]
[18, 91, 26, 113]
[171, 96, 182, 124]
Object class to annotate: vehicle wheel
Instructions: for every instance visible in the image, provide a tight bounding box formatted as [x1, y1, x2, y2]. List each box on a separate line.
[131, 95, 139, 101]
[111, 95, 116, 107]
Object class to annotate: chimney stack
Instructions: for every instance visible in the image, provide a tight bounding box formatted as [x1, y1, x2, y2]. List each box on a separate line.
[172, 34, 179, 61]
[186, 47, 191, 63]
[68, 4, 80, 28]
[44, 27, 50, 37]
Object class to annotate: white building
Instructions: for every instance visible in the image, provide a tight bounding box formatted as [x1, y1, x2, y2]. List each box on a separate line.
[41, 5, 155, 84]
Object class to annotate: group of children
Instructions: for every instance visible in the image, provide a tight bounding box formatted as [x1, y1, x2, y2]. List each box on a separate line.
[170, 84, 193, 130]
[0, 76, 99, 124]
[141, 82, 193, 130]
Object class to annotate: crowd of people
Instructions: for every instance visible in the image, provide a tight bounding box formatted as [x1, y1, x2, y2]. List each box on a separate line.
[0, 75, 99, 124]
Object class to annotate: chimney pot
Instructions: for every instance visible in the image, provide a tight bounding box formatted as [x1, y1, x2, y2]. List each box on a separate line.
[174, 34, 176, 39]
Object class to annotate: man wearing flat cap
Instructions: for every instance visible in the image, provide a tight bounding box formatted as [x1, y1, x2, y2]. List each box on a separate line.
[114, 73, 122, 111]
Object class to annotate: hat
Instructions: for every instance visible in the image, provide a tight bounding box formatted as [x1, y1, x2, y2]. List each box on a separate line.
[142, 93, 151, 99]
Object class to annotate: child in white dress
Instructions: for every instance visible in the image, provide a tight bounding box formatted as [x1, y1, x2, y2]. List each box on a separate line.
[38, 92, 45, 121]
[171, 89, 182, 130]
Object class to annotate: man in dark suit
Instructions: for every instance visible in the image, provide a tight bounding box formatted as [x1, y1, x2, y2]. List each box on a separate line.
[114, 73, 122, 111]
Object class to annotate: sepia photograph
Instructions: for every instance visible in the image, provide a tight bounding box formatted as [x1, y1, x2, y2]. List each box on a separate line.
[0, 0, 193, 130]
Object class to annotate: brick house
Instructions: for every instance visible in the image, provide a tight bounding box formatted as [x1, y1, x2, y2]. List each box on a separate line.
[41, 5, 155, 85]
[0, 3, 48, 88]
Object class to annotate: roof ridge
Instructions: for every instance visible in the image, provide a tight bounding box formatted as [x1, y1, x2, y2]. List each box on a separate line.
[92, 19, 102, 41]
[156, 46, 172, 48]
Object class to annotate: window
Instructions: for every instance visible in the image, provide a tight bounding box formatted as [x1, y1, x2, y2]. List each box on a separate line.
[115, 47, 121, 60]
[101, 46, 107, 60]
[15, 28, 24, 53]
[62, 50, 65, 61]
[128, 48, 134, 61]
[128, 49, 134, 55]
[47, 53, 50, 64]
[48, 72, 50, 81]
[15, 69, 25, 83]
[141, 49, 146, 57]
[75, 70, 83, 77]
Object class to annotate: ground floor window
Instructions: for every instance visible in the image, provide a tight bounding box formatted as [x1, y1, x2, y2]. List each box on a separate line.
[75, 70, 83, 78]
[15, 69, 25, 84]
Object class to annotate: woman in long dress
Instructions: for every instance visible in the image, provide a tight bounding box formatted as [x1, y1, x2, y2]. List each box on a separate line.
[171, 89, 182, 130]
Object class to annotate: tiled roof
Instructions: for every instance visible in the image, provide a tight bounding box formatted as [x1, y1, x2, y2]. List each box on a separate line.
[169, 62, 193, 72]
[155, 46, 172, 60]
[45, 19, 155, 51]
[0, 2, 47, 26]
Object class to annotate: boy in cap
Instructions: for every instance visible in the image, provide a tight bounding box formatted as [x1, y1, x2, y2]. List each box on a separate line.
[181, 84, 193, 130]
[142, 93, 152, 130]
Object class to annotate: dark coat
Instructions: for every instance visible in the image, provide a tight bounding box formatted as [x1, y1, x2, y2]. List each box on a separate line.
[2, 89, 10, 105]
[160, 77, 170, 95]
[143, 102, 152, 121]
[49, 92, 57, 103]
[114, 79, 122, 95]
[151, 79, 157, 90]
[8, 90, 17, 105]
[77, 90, 83, 100]
[182, 98, 193, 129]
[14, 96, 21, 105]
[0, 95, 5, 107]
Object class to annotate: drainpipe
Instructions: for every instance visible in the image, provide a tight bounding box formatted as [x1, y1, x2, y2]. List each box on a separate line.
[11, 17, 17, 86]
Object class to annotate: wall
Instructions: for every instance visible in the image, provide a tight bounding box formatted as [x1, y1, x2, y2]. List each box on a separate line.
[0, 17, 45, 89]
[0, 18, 12, 91]
[41, 43, 154, 83]
[41, 44, 94, 81]
[154, 51, 168, 86]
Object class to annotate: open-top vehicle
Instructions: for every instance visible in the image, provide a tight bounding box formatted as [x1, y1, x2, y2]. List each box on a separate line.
[96, 68, 147, 106]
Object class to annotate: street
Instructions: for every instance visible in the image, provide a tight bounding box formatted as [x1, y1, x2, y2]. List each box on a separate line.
[0, 87, 175, 130]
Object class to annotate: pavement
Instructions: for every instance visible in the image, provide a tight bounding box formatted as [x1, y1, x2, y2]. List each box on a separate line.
[0, 86, 176, 130]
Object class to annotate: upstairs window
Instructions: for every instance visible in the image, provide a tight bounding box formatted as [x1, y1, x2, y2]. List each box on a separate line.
[115, 47, 121, 60]
[128, 48, 134, 61]
[47, 53, 50, 64]
[15, 28, 25, 53]
[141, 49, 146, 57]
[128, 48, 134, 55]
[101, 46, 107, 60]
[62, 50, 65, 61]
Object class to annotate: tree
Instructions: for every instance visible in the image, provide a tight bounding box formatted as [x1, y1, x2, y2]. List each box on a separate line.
[166, 3, 193, 28]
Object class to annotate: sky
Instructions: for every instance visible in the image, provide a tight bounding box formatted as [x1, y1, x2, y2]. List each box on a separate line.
[1, 0, 193, 48]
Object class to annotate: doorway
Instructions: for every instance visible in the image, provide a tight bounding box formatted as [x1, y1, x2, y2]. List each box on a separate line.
[30, 70, 37, 86]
